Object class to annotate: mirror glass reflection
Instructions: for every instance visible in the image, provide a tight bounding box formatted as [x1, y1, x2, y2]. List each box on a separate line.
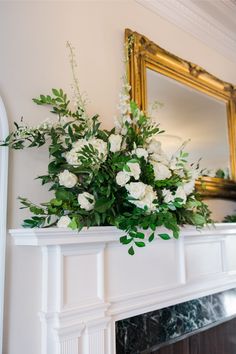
[146, 68, 230, 178]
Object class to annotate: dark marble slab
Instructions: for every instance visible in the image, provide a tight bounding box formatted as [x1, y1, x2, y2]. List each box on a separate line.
[116, 288, 236, 354]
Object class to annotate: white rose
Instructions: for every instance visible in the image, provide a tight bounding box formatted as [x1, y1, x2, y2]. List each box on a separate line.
[90, 137, 108, 161]
[163, 189, 175, 204]
[78, 192, 95, 211]
[72, 138, 87, 150]
[163, 187, 187, 204]
[151, 162, 172, 180]
[126, 162, 141, 180]
[126, 182, 146, 200]
[116, 171, 130, 186]
[128, 184, 157, 212]
[58, 170, 78, 188]
[57, 215, 72, 228]
[65, 148, 80, 166]
[132, 147, 148, 160]
[136, 185, 157, 211]
[183, 180, 195, 195]
[175, 186, 187, 204]
[109, 134, 122, 153]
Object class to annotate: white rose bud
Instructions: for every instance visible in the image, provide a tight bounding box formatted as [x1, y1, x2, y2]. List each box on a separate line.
[78, 192, 95, 211]
[57, 215, 72, 228]
[116, 171, 130, 186]
[125, 182, 146, 200]
[151, 162, 172, 180]
[109, 134, 122, 153]
[58, 170, 78, 188]
[126, 162, 141, 180]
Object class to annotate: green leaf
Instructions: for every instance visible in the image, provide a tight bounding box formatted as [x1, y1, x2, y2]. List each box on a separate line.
[148, 232, 155, 242]
[68, 217, 78, 230]
[128, 246, 135, 256]
[120, 235, 132, 245]
[52, 88, 60, 96]
[94, 197, 114, 213]
[135, 232, 145, 239]
[158, 233, 171, 240]
[56, 189, 74, 201]
[134, 241, 145, 247]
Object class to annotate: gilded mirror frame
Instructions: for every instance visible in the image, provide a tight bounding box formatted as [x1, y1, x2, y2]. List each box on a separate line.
[125, 28, 236, 199]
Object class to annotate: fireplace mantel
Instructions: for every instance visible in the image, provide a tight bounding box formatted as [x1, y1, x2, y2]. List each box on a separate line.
[10, 224, 236, 354]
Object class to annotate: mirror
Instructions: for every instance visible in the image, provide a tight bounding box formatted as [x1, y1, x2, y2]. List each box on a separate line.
[0, 96, 8, 353]
[125, 29, 236, 198]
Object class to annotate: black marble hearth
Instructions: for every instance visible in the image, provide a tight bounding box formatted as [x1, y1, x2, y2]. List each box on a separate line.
[116, 288, 236, 354]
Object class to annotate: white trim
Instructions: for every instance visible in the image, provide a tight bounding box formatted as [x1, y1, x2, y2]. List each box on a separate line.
[0, 97, 9, 354]
[9, 225, 236, 354]
[136, 0, 236, 62]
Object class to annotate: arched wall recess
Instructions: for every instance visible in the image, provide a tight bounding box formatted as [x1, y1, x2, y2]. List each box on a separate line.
[0, 97, 9, 354]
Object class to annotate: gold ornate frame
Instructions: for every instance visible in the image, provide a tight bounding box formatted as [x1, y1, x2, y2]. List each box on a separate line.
[125, 28, 236, 199]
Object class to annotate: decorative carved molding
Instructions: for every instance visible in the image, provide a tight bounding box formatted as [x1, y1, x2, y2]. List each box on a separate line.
[136, 0, 236, 63]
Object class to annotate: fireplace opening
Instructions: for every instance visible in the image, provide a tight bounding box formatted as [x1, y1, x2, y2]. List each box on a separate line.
[116, 289, 236, 354]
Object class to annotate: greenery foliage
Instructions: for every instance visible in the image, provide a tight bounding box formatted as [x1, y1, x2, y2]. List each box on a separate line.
[0, 45, 211, 255]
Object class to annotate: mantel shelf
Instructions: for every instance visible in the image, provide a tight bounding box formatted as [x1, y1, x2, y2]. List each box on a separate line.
[9, 223, 236, 247]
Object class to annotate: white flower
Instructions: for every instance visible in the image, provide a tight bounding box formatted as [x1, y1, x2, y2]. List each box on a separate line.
[151, 161, 171, 180]
[175, 186, 187, 204]
[125, 182, 146, 200]
[147, 137, 163, 154]
[78, 192, 95, 211]
[126, 183, 157, 212]
[162, 189, 175, 204]
[132, 147, 148, 160]
[183, 180, 195, 195]
[126, 162, 141, 180]
[169, 158, 178, 170]
[134, 185, 157, 211]
[90, 137, 108, 161]
[58, 170, 78, 188]
[57, 215, 72, 228]
[116, 171, 130, 186]
[65, 148, 80, 166]
[72, 139, 87, 150]
[150, 152, 169, 165]
[109, 134, 122, 153]
[163, 187, 187, 204]
[66, 137, 108, 166]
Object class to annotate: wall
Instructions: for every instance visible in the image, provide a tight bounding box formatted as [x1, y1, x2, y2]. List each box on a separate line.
[1, 1, 236, 353]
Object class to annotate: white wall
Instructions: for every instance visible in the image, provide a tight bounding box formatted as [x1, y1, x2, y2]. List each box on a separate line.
[1, 1, 236, 353]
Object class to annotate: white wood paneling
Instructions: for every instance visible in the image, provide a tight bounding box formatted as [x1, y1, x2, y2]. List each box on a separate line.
[10, 224, 236, 354]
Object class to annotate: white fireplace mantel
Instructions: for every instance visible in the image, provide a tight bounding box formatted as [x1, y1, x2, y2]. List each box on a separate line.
[10, 224, 236, 354]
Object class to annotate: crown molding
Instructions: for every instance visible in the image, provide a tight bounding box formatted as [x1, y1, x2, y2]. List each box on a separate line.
[136, 0, 236, 62]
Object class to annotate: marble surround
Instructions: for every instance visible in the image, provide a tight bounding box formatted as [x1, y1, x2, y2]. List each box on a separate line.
[116, 288, 236, 354]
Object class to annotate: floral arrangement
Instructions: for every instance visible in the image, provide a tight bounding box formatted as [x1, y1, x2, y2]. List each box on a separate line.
[1, 44, 211, 255]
